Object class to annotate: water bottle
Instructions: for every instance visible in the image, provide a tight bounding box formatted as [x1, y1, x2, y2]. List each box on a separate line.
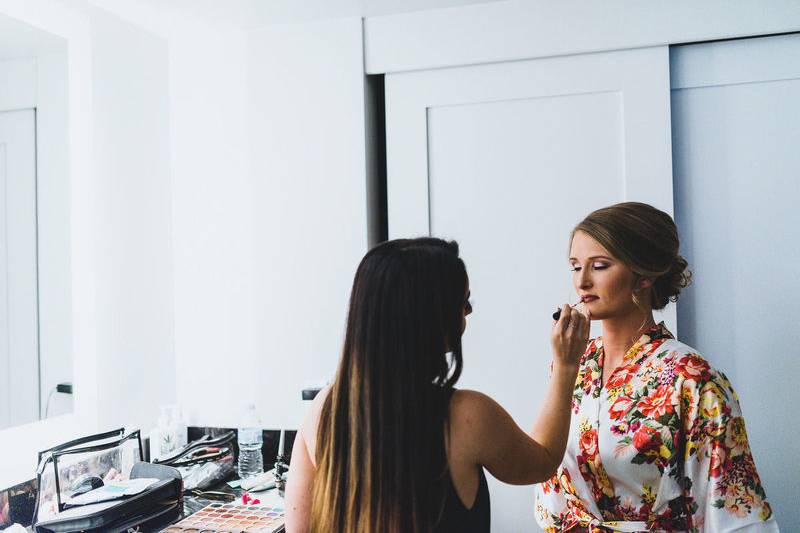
[237, 404, 264, 479]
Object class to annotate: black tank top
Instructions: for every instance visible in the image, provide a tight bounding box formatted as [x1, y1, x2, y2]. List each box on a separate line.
[435, 387, 490, 532]
[435, 466, 491, 532]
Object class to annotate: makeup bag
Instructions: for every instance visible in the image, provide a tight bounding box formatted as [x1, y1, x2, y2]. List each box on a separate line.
[153, 431, 236, 491]
[33, 428, 183, 533]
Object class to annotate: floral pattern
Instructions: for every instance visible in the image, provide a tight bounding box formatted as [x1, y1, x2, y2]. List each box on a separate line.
[535, 323, 777, 532]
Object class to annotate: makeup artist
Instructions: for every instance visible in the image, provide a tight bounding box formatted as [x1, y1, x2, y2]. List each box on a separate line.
[535, 202, 777, 532]
[285, 238, 589, 532]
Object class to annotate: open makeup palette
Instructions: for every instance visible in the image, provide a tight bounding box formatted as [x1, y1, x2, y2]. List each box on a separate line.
[161, 502, 285, 532]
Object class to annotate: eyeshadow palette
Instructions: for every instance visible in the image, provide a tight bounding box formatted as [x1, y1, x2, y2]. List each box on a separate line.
[162, 502, 285, 532]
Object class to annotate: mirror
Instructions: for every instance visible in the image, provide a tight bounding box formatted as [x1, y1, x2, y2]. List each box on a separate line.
[0, 14, 71, 430]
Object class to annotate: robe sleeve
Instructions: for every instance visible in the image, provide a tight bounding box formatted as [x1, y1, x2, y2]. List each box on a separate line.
[535, 470, 579, 532]
[679, 360, 778, 532]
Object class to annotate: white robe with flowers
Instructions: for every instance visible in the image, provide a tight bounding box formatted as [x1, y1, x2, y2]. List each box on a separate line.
[535, 323, 778, 532]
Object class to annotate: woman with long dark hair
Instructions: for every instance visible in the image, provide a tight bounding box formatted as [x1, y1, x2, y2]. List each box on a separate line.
[285, 237, 589, 532]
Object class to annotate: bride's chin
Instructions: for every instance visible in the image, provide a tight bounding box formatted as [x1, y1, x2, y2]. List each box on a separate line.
[585, 306, 616, 320]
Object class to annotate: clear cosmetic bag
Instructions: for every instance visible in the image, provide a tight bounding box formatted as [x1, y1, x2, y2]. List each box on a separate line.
[33, 428, 183, 533]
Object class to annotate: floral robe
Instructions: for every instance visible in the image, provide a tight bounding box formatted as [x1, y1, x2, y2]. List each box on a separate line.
[535, 323, 778, 532]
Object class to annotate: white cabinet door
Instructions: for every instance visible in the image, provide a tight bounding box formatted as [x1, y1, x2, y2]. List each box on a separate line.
[386, 47, 674, 531]
[671, 33, 800, 528]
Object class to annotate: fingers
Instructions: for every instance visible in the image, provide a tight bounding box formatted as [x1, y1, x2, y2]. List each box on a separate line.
[580, 310, 590, 340]
[554, 303, 571, 330]
[579, 306, 591, 339]
[566, 307, 590, 345]
[566, 306, 581, 331]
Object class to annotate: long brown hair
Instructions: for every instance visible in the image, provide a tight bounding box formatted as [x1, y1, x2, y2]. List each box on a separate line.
[572, 202, 692, 310]
[310, 238, 468, 532]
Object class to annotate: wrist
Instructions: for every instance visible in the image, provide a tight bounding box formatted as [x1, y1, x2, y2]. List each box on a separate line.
[553, 359, 579, 372]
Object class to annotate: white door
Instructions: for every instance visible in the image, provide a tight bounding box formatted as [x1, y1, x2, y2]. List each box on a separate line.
[671, 33, 800, 528]
[386, 47, 674, 531]
[0, 109, 40, 430]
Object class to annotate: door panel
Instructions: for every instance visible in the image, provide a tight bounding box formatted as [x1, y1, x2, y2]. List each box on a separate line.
[386, 47, 674, 531]
[671, 33, 800, 528]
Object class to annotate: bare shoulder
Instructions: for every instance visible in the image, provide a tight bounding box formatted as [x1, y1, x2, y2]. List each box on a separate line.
[450, 389, 497, 415]
[299, 385, 331, 466]
[448, 389, 505, 439]
[448, 388, 548, 485]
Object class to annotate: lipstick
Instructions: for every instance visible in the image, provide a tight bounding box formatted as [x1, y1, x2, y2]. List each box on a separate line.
[552, 301, 588, 321]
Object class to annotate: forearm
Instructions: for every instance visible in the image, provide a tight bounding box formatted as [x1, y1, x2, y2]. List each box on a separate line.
[530, 363, 579, 472]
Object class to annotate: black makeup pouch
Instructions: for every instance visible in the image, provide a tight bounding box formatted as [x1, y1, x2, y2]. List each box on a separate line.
[33, 428, 183, 533]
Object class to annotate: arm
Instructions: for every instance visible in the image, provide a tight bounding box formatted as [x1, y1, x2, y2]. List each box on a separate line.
[528, 362, 582, 475]
[679, 363, 778, 532]
[284, 386, 329, 533]
[452, 305, 587, 485]
[284, 430, 314, 533]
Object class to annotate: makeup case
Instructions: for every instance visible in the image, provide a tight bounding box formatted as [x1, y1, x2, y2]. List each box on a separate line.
[32, 428, 184, 533]
[153, 431, 236, 491]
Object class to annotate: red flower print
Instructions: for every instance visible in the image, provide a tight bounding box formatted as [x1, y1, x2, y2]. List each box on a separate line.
[609, 395, 633, 421]
[633, 425, 662, 454]
[637, 384, 677, 419]
[579, 428, 599, 461]
[675, 354, 712, 382]
[606, 363, 640, 389]
[709, 444, 728, 479]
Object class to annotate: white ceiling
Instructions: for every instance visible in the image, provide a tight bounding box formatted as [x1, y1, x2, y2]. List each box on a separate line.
[126, 0, 506, 29]
[1, 1, 504, 59]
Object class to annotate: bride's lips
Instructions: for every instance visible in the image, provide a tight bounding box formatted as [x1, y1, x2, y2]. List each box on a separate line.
[580, 295, 598, 303]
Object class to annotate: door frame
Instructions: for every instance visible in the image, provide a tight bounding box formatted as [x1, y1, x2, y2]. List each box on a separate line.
[365, 1, 800, 74]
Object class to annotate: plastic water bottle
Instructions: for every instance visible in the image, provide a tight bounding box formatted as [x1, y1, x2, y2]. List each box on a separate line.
[237, 404, 264, 479]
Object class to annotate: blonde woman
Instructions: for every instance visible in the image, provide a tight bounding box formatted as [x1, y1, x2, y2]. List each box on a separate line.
[535, 203, 777, 532]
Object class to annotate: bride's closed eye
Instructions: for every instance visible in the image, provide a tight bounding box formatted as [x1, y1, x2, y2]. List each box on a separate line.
[570, 262, 610, 272]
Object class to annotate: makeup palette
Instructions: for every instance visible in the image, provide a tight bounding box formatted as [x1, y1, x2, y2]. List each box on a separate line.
[162, 502, 285, 532]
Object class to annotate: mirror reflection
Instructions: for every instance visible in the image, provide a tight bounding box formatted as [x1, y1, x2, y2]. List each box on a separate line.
[0, 14, 71, 430]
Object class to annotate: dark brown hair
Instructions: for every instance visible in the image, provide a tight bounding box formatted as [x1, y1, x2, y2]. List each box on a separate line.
[310, 238, 468, 532]
[572, 202, 692, 310]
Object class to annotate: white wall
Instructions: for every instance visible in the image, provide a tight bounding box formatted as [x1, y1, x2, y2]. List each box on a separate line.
[88, 6, 175, 432]
[245, 17, 368, 428]
[168, 24, 256, 427]
[170, 16, 368, 429]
